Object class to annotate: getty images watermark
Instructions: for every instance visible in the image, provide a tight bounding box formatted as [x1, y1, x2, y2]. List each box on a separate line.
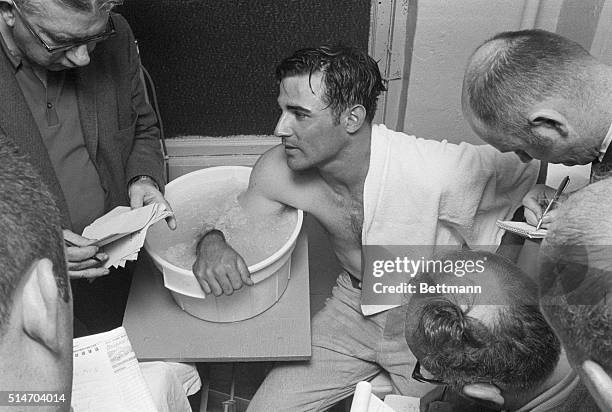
[359, 246, 507, 306]
[371, 254, 487, 294]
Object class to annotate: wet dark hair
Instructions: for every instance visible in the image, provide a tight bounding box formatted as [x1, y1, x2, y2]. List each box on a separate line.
[276, 45, 387, 123]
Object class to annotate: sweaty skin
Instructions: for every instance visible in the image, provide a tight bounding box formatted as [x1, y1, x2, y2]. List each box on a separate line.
[193, 73, 369, 295]
[246, 145, 365, 277]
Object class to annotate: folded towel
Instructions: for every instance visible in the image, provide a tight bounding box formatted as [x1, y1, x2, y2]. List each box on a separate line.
[361, 124, 539, 315]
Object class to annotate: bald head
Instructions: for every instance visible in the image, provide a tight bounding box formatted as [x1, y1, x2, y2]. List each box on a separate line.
[464, 30, 596, 133]
[462, 30, 612, 165]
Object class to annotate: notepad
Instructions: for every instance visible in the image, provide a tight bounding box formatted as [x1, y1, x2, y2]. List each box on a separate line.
[496, 220, 547, 239]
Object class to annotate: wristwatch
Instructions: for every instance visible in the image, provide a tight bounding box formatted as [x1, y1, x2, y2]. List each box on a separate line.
[128, 175, 159, 190]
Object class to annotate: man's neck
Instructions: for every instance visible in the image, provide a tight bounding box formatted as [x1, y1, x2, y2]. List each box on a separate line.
[317, 123, 372, 198]
[510, 351, 573, 410]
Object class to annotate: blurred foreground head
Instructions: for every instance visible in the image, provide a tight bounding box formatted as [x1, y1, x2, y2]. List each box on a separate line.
[540, 178, 612, 411]
[0, 135, 72, 411]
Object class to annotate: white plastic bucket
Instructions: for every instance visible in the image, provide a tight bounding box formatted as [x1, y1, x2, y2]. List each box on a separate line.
[144, 166, 303, 322]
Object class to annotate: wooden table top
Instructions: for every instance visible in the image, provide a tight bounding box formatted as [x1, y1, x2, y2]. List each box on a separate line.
[123, 232, 311, 362]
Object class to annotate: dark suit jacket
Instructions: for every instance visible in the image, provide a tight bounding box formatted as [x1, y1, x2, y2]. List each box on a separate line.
[0, 13, 164, 230]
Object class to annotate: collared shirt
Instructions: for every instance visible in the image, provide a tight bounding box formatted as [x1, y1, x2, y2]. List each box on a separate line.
[420, 369, 588, 412]
[597, 120, 612, 162]
[515, 369, 579, 412]
[0, 32, 105, 234]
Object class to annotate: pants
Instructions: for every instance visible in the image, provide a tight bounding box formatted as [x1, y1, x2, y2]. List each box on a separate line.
[71, 263, 134, 337]
[247, 272, 432, 411]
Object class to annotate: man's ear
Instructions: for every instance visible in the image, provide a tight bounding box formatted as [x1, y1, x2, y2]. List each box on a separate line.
[528, 109, 570, 139]
[344, 105, 367, 134]
[462, 383, 505, 407]
[21, 258, 62, 354]
[0, 1, 16, 27]
[581, 360, 612, 411]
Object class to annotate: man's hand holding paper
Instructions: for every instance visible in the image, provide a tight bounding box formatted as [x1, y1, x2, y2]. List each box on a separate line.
[81, 204, 174, 269]
[128, 176, 177, 230]
[64, 229, 110, 280]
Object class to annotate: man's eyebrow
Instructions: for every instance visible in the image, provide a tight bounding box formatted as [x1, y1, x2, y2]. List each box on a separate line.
[286, 105, 311, 113]
[40, 29, 75, 44]
[41, 28, 104, 45]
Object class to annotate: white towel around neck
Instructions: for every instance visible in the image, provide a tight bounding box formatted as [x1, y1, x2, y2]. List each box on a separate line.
[360, 124, 539, 315]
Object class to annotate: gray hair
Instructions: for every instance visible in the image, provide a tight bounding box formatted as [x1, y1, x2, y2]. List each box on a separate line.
[16, 0, 123, 15]
[464, 29, 596, 144]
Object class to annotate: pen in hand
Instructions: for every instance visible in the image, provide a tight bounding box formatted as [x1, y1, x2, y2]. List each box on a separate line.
[64, 239, 104, 263]
[536, 176, 570, 231]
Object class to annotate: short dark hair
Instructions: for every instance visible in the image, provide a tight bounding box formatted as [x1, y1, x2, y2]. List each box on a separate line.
[539, 179, 612, 374]
[17, 0, 123, 15]
[0, 135, 69, 334]
[276, 45, 387, 123]
[464, 29, 595, 143]
[405, 250, 560, 392]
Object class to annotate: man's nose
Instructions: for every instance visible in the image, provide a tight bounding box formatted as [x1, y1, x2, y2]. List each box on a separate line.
[274, 113, 291, 137]
[65, 44, 91, 67]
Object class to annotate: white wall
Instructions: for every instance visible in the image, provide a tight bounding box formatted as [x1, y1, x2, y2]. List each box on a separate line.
[405, 1, 527, 144]
[372, 0, 564, 145]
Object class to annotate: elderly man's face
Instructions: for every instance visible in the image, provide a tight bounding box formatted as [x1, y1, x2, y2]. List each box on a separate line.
[6, 0, 109, 70]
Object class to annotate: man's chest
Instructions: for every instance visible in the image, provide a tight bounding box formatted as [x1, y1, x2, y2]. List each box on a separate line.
[304, 187, 364, 272]
[307, 182, 362, 233]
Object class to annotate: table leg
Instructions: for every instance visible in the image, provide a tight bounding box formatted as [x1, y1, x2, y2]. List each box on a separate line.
[222, 363, 237, 412]
[198, 363, 211, 412]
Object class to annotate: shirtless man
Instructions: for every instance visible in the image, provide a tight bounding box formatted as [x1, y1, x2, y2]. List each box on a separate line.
[194, 47, 373, 296]
[193, 46, 538, 411]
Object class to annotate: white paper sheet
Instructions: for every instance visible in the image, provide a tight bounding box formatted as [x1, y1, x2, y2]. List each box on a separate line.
[72, 327, 158, 412]
[350, 382, 420, 412]
[82, 204, 173, 268]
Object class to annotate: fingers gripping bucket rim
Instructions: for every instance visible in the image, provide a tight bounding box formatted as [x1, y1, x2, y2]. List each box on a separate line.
[144, 166, 304, 322]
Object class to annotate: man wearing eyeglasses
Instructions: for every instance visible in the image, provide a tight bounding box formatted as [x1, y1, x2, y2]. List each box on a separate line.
[404, 250, 598, 411]
[0, 0, 175, 335]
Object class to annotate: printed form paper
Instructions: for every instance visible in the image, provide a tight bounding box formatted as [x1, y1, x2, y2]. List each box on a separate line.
[72, 327, 158, 412]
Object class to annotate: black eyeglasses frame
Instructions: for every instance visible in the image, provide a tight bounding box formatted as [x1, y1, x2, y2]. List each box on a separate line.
[411, 360, 447, 385]
[12, 2, 116, 54]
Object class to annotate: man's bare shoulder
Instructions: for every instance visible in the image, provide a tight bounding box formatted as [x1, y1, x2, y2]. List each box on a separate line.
[249, 145, 320, 208]
[250, 145, 292, 192]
